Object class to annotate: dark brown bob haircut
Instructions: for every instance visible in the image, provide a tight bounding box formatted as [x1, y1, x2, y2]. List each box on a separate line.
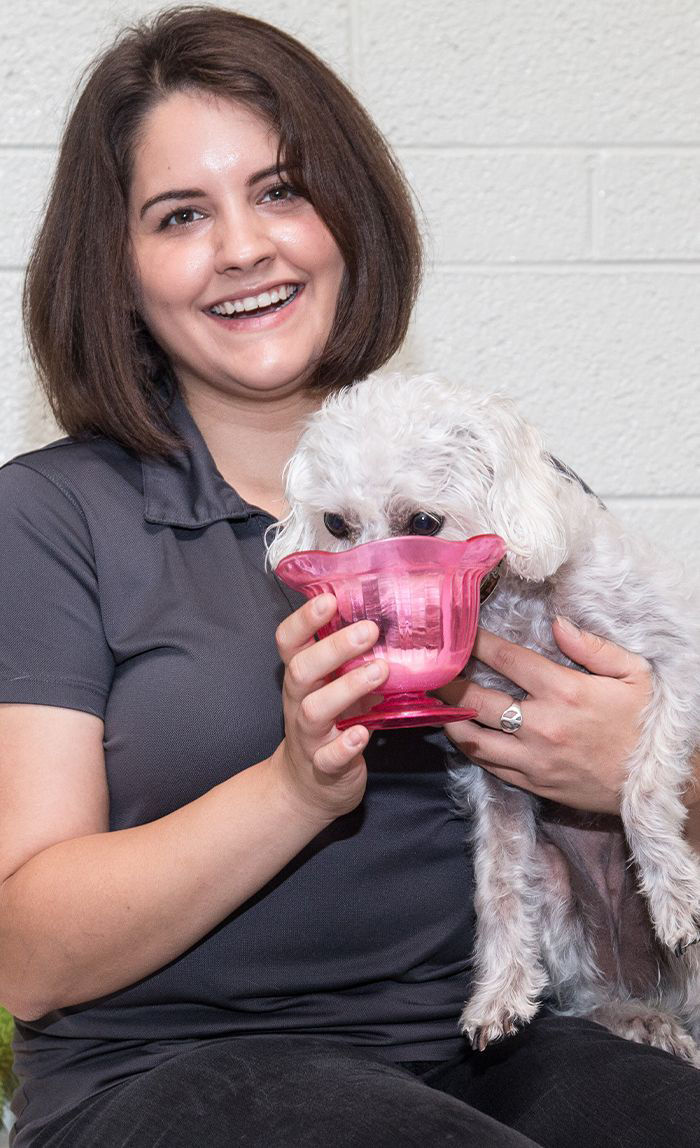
[23, 4, 423, 457]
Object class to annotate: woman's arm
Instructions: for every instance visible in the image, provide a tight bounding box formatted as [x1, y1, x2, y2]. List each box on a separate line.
[0, 717, 327, 1022]
[0, 597, 386, 1022]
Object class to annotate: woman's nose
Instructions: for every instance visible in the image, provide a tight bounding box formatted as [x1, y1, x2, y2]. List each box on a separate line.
[213, 206, 276, 273]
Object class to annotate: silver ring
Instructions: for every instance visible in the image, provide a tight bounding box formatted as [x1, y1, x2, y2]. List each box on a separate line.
[499, 702, 523, 734]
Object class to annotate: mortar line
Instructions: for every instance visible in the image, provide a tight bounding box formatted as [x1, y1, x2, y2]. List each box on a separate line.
[395, 142, 700, 153]
[432, 260, 700, 272]
[0, 143, 57, 153]
[2, 260, 700, 274]
[2, 141, 700, 154]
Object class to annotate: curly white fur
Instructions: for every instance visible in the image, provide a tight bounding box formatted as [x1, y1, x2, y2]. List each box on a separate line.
[264, 371, 700, 1064]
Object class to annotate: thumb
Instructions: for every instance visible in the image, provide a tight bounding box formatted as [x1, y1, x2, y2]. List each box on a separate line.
[553, 616, 650, 681]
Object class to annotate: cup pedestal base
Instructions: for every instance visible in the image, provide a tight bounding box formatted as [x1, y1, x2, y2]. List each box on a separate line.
[336, 693, 477, 732]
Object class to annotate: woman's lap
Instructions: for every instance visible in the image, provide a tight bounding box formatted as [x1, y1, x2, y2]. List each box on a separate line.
[33, 1017, 700, 1148]
[36, 1037, 536, 1148]
[425, 1012, 700, 1148]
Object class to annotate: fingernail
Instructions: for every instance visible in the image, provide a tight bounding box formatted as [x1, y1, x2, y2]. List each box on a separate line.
[556, 616, 580, 634]
[351, 621, 374, 645]
[366, 661, 384, 683]
[313, 594, 333, 617]
[345, 728, 366, 749]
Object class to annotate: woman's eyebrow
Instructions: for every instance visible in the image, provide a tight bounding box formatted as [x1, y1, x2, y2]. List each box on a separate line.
[139, 166, 291, 220]
[139, 188, 206, 219]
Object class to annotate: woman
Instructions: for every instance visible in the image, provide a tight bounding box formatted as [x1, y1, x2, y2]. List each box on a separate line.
[1, 7, 698, 1146]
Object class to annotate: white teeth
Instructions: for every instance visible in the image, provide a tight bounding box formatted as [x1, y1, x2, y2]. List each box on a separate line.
[210, 283, 298, 316]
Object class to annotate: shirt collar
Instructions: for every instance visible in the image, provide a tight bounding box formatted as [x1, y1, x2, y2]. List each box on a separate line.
[141, 390, 601, 530]
[142, 386, 253, 528]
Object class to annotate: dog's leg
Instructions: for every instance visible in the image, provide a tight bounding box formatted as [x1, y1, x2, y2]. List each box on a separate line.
[587, 1000, 700, 1065]
[536, 832, 700, 1064]
[650, 943, 700, 1058]
[452, 767, 549, 1050]
[681, 949, 700, 1041]
[535, 834, 604, 1012]
[621, 677, 700, 954]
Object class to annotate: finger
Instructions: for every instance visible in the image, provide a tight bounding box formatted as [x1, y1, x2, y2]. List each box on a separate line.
[313, 724, 370, 774]
[442, 718, 532, 775]
[433, 679, 523, 729]
[474, 762, 537, 795]
[338, 688, 386, 723]
[298, 659, 389, 733]
[473, 628, 578, 699]
[442, 715, 538, 792]
[553, 617, 651, 681]
[275, 594, 338, 664]
[285, 618, 381, 703]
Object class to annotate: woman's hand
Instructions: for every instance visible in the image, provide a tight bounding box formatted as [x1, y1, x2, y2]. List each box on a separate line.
[433, 618, 655, 815]
[270, 594, 388, 826]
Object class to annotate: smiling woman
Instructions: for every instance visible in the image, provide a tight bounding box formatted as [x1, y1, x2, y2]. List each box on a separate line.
[3, 6, 700, 1148]
[22, 7, 422, 459]
[128, 92, 346, 418]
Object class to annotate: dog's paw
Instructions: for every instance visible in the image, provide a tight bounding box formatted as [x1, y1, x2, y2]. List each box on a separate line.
[589, 1002, 700, 1067]
[650, 909, 700, 955]
[459, 997, 538, 1052]
[646, 871, 700, 954]
[656, 910, 700, 957]
[462, 1015, 519, 1052]
[673, 915, 700, 957]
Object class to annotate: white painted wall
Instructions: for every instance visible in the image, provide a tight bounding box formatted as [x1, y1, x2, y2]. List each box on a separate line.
[1, 0, 698, 562]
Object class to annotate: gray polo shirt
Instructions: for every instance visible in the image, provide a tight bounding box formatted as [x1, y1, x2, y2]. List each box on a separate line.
[0, 388, 475, 1145]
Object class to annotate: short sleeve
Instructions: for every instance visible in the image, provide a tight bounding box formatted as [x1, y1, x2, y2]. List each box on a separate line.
[0, 460, 114, 718]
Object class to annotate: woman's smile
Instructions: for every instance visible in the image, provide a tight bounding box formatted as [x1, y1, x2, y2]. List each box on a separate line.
[128, 90, 345, 404]
[205, 282, 305, 329]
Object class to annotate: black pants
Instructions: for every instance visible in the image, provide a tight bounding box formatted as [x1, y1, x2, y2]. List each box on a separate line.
[29, 1015, 700, 1147]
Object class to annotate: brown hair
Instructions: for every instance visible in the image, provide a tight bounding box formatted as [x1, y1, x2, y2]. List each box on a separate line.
[23, 5, 423, 457]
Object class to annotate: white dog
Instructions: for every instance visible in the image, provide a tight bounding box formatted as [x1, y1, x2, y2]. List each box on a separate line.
[264, 372, 700, 1064]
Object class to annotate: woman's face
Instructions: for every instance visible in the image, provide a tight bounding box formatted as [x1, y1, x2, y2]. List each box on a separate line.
[128, 90, 346, 404]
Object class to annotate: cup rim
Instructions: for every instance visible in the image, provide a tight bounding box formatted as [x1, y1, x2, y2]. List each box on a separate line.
[274, 532, 506, 583]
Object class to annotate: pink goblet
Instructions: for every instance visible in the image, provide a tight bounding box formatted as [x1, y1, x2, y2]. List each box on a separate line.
[274, 533, 506, 731]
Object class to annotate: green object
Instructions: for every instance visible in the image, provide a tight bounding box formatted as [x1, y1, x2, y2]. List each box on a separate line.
[0, 1006, 17, 1123]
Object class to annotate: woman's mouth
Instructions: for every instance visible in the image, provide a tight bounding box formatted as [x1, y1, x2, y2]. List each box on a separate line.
[207, 283, 303, 325]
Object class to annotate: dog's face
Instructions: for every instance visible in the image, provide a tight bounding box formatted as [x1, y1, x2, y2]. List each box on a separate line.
[297, 419, 491, 552]
[300, 454, 491, 553]
[266, 372, 583, 582]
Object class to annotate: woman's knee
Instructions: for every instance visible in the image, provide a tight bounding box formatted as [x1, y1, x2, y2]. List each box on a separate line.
[64, 1039, 538, 1148]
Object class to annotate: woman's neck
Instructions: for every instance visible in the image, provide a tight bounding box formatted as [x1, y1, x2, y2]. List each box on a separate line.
[179, 381, 323, 516]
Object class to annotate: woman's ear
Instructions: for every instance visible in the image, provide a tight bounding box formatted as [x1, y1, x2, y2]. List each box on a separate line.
[480, 397, 573, 582]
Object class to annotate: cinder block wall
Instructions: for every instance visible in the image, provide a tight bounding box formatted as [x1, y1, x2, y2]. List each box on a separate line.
[1, 0, 698, 563]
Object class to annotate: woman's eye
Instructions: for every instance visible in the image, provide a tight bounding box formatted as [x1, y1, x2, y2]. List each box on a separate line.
[323, 512, 349, 539]
[409, 511, 444, 536]
[260, 183, 300, 205]
[159, 207, 205, 229]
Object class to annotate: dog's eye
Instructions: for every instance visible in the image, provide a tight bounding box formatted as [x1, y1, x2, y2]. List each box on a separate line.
[323, 512, 349, 539]
[409, 511, 444, 536]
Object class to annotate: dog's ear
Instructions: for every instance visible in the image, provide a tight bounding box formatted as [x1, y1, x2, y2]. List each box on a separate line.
[477, 397, 573, 582]
[263, 446, 325, 573]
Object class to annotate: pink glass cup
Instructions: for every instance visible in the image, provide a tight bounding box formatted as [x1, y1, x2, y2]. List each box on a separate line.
[274, 533, 506, 731]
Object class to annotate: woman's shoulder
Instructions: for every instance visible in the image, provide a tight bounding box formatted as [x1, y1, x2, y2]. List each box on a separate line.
[0, 433, 143, 518]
